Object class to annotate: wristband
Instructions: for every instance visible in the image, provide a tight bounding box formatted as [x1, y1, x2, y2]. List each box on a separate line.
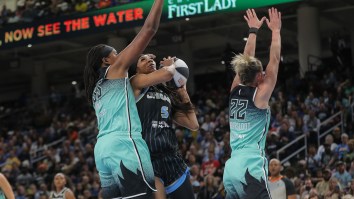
[163, 64, 176, 75]
[249, 27, 258, 35]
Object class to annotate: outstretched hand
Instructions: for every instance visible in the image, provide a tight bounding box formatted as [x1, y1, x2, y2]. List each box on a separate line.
[266, 7, 282, 32]
[160, 56, 175, 67]
[244, 9, 266, 29]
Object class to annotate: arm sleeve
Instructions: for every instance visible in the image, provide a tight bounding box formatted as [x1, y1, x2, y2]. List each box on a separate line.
[282, 178, 296, 196]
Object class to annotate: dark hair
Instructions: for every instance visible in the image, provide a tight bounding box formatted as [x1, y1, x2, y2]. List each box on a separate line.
[83, 44, 108, 105]
[133, 54, 195, 114]
[51, 173, 74, 191]
[155, 84, 195, 115]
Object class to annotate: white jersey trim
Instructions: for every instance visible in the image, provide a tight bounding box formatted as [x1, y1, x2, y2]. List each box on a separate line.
[135, 87, 149, 103]
[124, 78, 156, 192]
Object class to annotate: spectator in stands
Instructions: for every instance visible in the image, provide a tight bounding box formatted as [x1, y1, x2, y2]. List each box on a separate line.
[348, 159, 354, 178]
[35, 183, 50, 199]
[74, 0, 88, 12]
[90, 181, 100, 198]
[96, 0, 111, 9]
[332, 161, 352, 189]
[201, 147, 220, 177]
[190, 164, 203, 192]
[317, 103, 330, 120]
[21, 1, 36, 22]
[287, 110, 297, 130]
[306, 188, 319, 199]
[344, 179, 354, 197]
[333, 127, 342, 144]
[271, 113, 283, 129]
[213, 116, 228, 143]
[15, 185, 26, 199]
[300, 178, 314, 199]
[3, 150, 21, 172]
[317, 134, 338, 158]
[197, 174, 219, 199]
[305, 92, 320, 110]
[344, 139, 354, 164]
[200, 131, 220, 162]
[266, 131, 283, 159]
[335, 133, 350, 160]
[268, 158, 297, 199]
[278, 119, 296, 146]
[0, 5, 10, 25]
[16, 162, 33, 187]
[276, 91, 288, 115]
[186, 143, 202, 165]
[315, 168, 332, 198]
[319, 143, 336, 169]
[324, 177, 342, 199]
[27, 183, 38, 199]
[347, 124, 354, 139]
[201, 114, 216, 132]
[306, 145, 320, 176]
[304, 110, 321, 145]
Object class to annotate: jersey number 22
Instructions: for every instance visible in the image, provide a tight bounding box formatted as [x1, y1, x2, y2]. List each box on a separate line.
[230, 99, 248, 120]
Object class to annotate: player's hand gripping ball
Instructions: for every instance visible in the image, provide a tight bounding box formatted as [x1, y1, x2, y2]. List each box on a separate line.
[166, 58, 189, 89]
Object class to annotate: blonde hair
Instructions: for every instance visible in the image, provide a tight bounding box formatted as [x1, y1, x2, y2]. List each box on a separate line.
[231, 54, 263, 85]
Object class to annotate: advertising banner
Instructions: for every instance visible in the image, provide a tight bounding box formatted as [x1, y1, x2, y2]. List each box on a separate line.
[0, 0, 298, 49]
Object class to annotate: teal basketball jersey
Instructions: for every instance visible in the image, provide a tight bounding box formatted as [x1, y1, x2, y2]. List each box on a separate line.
[92, 67, 142, 138]
[229, 84, 270, 153]
[224, 84, 272, 198]
[0, 189, 4, 199]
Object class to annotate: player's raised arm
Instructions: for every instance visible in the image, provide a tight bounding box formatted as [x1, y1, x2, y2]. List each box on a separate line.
[256, 7, 281, 107]
[130, 55, 176, 97]
[0, 173, 15, 199]
[107, 0, 164, 78]
[243, 9, 266, 56]
[173, 85, 199, 131]
[231, 9, 266, 91]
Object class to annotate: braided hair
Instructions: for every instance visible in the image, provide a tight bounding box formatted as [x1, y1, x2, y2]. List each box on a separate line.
[83, 44, 113, 105]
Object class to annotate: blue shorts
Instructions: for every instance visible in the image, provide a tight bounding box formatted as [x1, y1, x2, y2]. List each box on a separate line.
[223, 149, 271, 199]
[94, 133, 156, 198]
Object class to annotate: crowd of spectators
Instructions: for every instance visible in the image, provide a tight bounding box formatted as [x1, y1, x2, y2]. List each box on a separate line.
[0, 59, 353, 199]
[0, 0, 138, 27]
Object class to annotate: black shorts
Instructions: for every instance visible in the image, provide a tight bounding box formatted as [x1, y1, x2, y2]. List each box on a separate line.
[151, 152, 187, 186]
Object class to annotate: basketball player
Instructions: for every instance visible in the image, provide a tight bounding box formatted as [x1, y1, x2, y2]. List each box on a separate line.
[49, 173, 75, 199]
[223, 8, 282, 199]
[83, 0, 163, 198]
[0, 173, 14, 199]
[130, 54, 199, 199]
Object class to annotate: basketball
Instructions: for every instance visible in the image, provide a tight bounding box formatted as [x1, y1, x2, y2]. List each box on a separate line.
[166, 58, 189, 89]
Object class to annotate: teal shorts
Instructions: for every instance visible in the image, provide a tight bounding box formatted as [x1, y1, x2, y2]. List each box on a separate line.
[223, 149, 271, 199]
[94, 133, 156, 198]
